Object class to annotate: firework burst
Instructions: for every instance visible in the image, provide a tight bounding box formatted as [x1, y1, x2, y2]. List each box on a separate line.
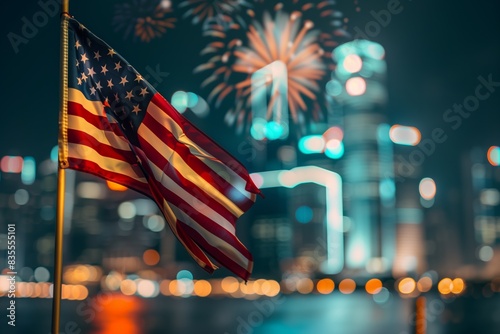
[179, 0, 253, 32]
[112, 0, 177, 42]
[233, 10, 327, 123]
[196, 9, 330, 135]
[277, 1, 351, 64]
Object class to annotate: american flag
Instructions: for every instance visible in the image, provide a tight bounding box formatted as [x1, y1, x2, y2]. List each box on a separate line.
[61, 17, 260, 280]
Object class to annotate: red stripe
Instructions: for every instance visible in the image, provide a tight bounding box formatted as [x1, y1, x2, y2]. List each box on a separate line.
[136, 136, 240, 225]
[151, 94, 261, 195]
[135, 155, 217, 273]
[146, 171, 252, 259]
[67, 158, 150, 195]
[173, 219, 215, 274]
[68, 101, 125, 138]
[68, 129, 136, 162]
[141, 111, 255, 211]
[135, 147, 252, 279]
[178, 221, 252, 281]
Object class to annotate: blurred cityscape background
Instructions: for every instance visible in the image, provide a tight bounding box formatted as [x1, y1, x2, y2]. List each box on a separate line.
[1, 0, 500, 333]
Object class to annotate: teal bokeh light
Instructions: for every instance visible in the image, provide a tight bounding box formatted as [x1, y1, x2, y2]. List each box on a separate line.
[325, 140, 344, 159]
[171, 91, 188, 113]
[50, 145, 58, 162]
[21, 156, 36, 185]
[295, 205, 313, 224]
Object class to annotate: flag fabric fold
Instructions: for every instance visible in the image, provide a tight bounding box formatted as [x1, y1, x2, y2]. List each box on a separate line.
[61, 17, 260, 280]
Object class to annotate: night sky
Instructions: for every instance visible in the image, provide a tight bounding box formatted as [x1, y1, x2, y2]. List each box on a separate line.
[2, 0, 500, 195]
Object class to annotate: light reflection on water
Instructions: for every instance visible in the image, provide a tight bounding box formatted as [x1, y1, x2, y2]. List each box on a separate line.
[90, 294, 145, 334]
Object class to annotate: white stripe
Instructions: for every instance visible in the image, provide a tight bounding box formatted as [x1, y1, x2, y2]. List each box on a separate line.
[68, 115, 131, 152]
[159, 199, 217, 271]
[69, 88, 105, 116]
[147, 100, 254, 201]
[145, 160, 236, 234]
[138, 123, 245, 217]
[168, 201, 250, 268]
[68, 143, 147, 184]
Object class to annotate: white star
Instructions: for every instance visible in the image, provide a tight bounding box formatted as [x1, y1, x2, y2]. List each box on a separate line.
[81, 73, 88, 82]
[107, 79, 114, 88]
[114, 93, 120, 101]
[132, 105, 141, 114]
[87, 67, 96, 77]
[90, 87, 97, 95]
[101, 64, 108, 75]
[114, 61, 122, 71]
[96, 81, 103, 90]
[77, 77, 82, 85]
[125, 90, 134, 100]
[80, 53, 88, 63]
[134, 74, 143, 82]
[75, 40, 81, 49]
[108, 49, 116, 57]
[75, 59, 79, 67]
[139, 87, 149, 96]
[94, 51, 102, 61]
[119, 76, 128, 86]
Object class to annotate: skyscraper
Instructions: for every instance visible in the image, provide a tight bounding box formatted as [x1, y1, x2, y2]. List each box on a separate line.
[330, 40, 396, 274]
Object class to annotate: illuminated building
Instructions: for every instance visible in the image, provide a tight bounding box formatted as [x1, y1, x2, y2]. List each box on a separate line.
[461, 146, 500, 276]
[329, 40, 396, 274]
[249, 166, 343, 277]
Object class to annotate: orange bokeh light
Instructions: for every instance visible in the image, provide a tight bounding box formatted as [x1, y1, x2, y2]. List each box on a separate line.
[365, 279, 383, 295]
[142, 249, 160, 266]
[417, 277, 433, 293]
[317, 278, 335, 294]
[398, 278, 416, 295]
[338, 279, 356, 294]
[106, 180, 128, 191]
[438, 278, 453, 295]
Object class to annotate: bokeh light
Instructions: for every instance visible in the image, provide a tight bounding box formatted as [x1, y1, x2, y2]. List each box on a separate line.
[419, 178, 436, 200]
[345, 77, 366, 96]
[143, 249, 160, 266]
[343, 54, 363, 73]
[193, 280, 212, 297]
[295, 205, 313, 224]
[221, 276, 239, 294]
[298, 135, 325, 154]
[389, 125, 421, 146]
[365, 278, 383, 295]
[316, 278, 335, 294]
[296, 278, 314, 294]
[487, 146, 500, 166]
[398, 278, 416, 295]
[417, 277, 433, 293]
[438, 278, 453, 295]
[324, 139, 344, 159]
[106, 180, 128, 191]
[338, 279, 356, 294]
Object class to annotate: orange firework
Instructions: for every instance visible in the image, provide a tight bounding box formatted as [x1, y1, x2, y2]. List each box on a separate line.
[195, 2, 351, 134]
[232, 10, 326, 123]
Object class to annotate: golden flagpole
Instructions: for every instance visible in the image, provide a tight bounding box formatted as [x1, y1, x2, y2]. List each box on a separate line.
[52, 0, 70, 333]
